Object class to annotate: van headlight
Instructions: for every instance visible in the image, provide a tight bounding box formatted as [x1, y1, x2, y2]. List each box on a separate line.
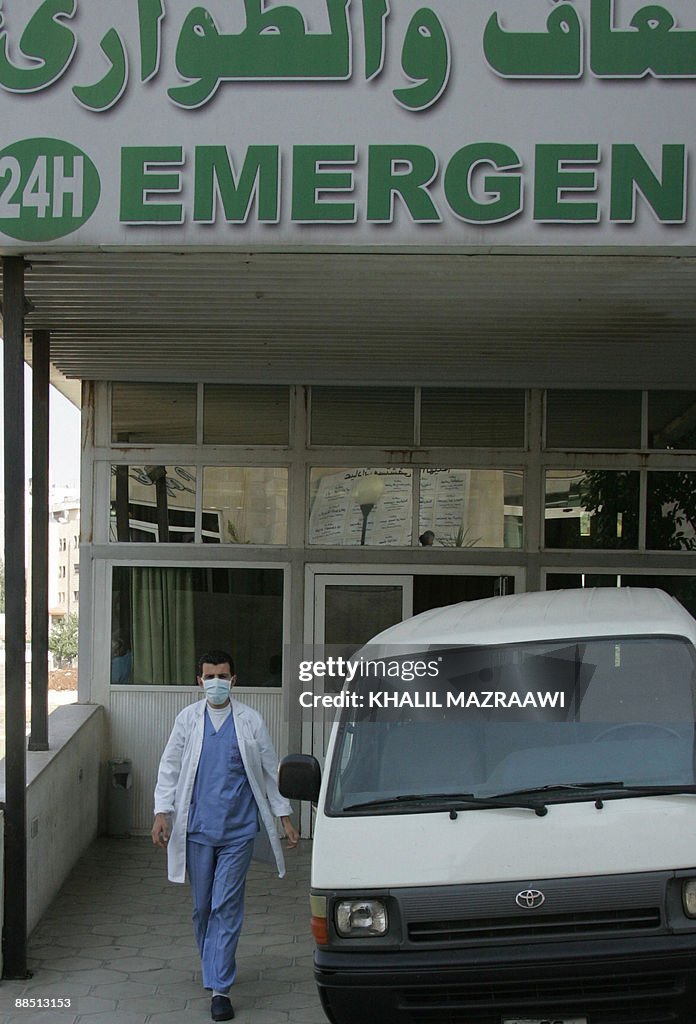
[335, 899, 388, 937]
[682, 880, 696, 917]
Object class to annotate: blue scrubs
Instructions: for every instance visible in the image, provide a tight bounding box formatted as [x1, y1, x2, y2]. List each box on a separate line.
[187, 709, 259, 993]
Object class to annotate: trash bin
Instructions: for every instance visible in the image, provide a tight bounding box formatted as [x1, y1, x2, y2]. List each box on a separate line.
[108, 758, 132, 836]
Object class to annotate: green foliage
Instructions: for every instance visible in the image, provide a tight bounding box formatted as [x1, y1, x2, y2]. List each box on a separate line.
[578, 470, 696, 616]
[48, 611, 79, 665]
[580, 470, 696, 551]
[579, 471, 640, 548]
[645, 472, 696, 551]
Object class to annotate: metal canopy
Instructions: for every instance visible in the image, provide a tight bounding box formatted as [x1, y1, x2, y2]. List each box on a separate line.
[3, 250, 696, 388]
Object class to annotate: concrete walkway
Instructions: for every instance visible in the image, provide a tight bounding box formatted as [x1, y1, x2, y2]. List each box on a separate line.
[0, 837, 324, 1024]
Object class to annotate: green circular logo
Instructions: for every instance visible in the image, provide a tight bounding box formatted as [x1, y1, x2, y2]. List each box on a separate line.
[0, 137, 100, 241]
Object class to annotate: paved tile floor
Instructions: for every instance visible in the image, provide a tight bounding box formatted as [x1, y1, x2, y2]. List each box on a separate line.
[0, 837, 325, 1024]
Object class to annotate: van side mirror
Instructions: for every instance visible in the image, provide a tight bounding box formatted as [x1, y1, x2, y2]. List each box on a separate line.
[279, 754, 322, 803]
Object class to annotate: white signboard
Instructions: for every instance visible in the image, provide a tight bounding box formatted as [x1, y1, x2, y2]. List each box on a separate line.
[0, 0, 695, 249]
[419, 468, 471, 538]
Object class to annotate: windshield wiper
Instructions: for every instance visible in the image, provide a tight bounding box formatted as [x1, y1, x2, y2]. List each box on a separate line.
[491, 781, 625, 798]
[489, 782, 696, 803]
[608, 784, 696, 797]
[342, 792, 547, 815]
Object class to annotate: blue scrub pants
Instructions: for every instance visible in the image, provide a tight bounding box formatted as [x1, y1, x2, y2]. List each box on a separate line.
[187, 835, 255, 993]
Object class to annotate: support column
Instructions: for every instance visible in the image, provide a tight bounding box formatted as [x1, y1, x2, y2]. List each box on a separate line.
[2, 256, 29, 979]
[29, 330, 49, 752]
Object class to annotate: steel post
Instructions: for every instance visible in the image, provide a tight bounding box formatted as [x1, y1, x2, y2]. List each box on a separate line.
[2, 256, 29, 979]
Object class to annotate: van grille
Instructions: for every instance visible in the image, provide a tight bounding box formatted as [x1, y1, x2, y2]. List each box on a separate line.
[408, 906, 661, 943]
[398, 870, 669, 947]
[398, 968, 684, 1023]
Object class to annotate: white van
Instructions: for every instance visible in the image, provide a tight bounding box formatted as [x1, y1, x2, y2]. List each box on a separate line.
[280, 588, 696, 1024]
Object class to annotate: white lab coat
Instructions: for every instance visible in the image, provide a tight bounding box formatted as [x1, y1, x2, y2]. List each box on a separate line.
[154, 697, 293, 883]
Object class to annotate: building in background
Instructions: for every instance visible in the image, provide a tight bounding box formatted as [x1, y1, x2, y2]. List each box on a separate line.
[49, 488, 80, 626]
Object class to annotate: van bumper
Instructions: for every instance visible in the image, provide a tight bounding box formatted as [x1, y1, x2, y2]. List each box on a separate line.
[314, 937, 696, 1023]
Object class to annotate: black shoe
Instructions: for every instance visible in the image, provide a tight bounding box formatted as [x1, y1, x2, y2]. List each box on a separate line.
[211, 994, 234, 1021]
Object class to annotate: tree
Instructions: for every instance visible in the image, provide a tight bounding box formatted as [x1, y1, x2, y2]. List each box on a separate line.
[0, 559, 4, 613]
[48, 612, 79, 666]
[577, 469, 696, 616]
[578, 470, 640, 549]
[579, 470, 696, 551]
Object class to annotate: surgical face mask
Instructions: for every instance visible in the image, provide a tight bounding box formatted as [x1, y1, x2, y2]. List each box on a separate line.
[203, 676, 232, 705]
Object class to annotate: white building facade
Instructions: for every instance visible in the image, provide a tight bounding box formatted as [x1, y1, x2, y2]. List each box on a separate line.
[49, 490, 80, 624]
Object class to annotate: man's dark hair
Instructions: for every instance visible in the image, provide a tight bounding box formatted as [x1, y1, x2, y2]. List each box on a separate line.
[197, 650, 235, 676]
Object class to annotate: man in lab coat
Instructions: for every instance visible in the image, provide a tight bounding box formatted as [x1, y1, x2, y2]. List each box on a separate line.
[151, 649, 299, 1022]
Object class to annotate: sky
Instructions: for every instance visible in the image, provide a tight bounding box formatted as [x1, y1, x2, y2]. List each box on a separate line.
[0, 349, 82, 490]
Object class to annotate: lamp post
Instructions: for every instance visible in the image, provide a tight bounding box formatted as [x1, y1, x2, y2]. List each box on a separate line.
[144, 464, 170, 541]
[353, 474, 385, 545]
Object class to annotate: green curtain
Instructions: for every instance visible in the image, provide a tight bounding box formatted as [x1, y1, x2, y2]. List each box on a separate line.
[131, 567, 196, 683]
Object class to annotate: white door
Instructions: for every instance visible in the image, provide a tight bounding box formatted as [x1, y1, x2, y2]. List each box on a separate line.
[299, 568, 522, 832]
[310, 573, 413, 756]
[299, 573, 411, 833]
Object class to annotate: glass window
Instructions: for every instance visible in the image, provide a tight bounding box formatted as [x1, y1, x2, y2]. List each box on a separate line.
[202, 467, 288, 545]
[111, 566, 284, 686]
[324, 585, 405, 651]
[421, 389, 525, 447]
[647, 472, 696, 551]
[203, 385, 289, 445]
[545, 470, 639, 548]
[110, 465, 197, 542]
[413, 574, 515, 614]
[546, 391, 642, 449]
[111, 383, 197, 444]
[648, 392, 696, 450]
[309, 468, 413, 545]
[325, 637, 696, 815]
[419, 469, 524, 549]
[311, 388, 414, 445]
[546, 573, 696, 620]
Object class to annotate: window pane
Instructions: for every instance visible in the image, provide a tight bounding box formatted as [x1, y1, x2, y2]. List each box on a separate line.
[110, 465, 197, 542]
[311, 388, 414, 445]
[546, 573, 623, 592]
[309, 468, 413, 545]
[111, 566, 284, 686]
[546, 573, 696, 619]
[421, 389, 525, 447]
[648, 392, 696, 450]
[545, 470, 639, 548]
[112, 383, 196, 443]
[202, 467, 288, 545]
[546, 391, 642, 449]
[418, 469, 523, 549]
[647, 472, 696, 551]
[324, 585, 404, 649]
[203, 385, 289, 444]
[413, 574, 515, 615]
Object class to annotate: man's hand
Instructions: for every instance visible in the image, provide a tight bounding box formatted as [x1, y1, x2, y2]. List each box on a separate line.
[151, 812, 171, 848]
[280, 816, 300, 849]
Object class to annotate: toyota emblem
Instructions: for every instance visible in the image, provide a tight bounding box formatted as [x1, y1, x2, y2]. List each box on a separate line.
[515, 888, 546, 910]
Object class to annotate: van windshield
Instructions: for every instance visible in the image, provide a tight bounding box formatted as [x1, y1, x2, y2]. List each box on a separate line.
[325, 635, 696, 815]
